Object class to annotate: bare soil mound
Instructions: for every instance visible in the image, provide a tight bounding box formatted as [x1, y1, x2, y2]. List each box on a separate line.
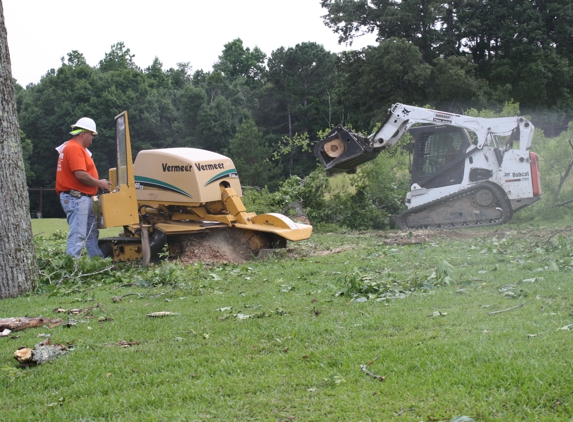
[174, 229, 255, 265]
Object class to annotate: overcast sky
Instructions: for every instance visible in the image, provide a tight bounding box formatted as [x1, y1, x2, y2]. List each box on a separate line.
[3, 0, 377, 87]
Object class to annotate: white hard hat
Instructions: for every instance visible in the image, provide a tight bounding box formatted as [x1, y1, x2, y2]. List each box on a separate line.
[70, 117, 98, 135]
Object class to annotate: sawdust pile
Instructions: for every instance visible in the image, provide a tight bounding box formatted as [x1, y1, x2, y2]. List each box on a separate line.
[174, 229, 255, 265]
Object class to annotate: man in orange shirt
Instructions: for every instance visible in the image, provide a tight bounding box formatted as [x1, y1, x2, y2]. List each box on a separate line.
[56, 117, 112, 258]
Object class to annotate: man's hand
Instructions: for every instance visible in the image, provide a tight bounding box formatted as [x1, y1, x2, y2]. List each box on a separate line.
[98, 179, 112, 191]
[74, 170, 112, 190]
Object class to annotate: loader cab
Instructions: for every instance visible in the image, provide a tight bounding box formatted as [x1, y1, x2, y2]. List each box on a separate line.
[410, 126, 470, 189]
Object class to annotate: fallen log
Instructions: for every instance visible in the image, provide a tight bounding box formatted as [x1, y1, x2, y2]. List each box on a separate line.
[0, 317, 63, 332]
[14, 338, 68, 366]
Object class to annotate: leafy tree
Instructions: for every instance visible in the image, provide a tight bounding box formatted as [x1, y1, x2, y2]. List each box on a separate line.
[336, 38, 432, 130]
[145, 57, 169, 89]
[489, 48, 573, 112]
[321, 0, 447, 62]
[272, 132, 315, 177]
[167, 62, 192, 90]
[228, 119, 281, 188]
[174, 84, 207, 146]
[63, 50, 87, 67]
[266, 42, 337, 137]
[195, 94, 249, 152]
[213, 38, 266, 88]
[429, 55, 491, 113]
[98, 42, 139, 72]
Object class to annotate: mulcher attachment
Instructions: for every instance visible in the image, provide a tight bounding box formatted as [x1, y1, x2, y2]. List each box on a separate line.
[314, 126, 380, 173]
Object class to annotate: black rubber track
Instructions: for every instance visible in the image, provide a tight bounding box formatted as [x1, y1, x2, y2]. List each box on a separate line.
[397, 182, 513, 230]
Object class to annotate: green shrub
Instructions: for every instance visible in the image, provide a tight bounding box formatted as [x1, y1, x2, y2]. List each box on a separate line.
[242, 169, 329, 218]
[513, 123, 573, 223]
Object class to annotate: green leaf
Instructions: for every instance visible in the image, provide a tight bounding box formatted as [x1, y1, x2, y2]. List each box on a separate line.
[437, 260, 454, 278]
[547, 261, 559, 272]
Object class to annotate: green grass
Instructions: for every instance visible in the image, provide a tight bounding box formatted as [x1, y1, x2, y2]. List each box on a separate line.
[32, 218, 121, 238]
[3, 220, 573, 420]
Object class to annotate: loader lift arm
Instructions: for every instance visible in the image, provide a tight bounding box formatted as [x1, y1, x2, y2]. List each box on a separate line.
[314, 103, 534, 174]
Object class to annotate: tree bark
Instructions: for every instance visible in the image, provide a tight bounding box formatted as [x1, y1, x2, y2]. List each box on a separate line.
[0, 1, 38, 298]
[14, 338, 68, 366]
[0, 316, 63, 331]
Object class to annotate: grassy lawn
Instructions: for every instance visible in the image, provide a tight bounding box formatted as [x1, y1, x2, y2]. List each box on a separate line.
[31, 218, 121, 238]
[3, 220, 573, 420]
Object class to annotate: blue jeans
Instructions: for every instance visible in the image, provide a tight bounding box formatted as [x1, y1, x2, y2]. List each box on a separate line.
[60, 193, 104, 258]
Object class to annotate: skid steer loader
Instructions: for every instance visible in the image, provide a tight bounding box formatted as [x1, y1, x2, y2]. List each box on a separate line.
[314, 103, 541, 229]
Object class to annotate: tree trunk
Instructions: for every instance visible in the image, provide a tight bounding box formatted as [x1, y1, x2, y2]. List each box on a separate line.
[0, 1, 38, 298]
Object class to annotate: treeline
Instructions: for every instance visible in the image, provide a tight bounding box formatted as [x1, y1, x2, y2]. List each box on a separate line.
[17, 0, 573, 220]
[322, 0, 573, 133]
[19, 40, 338, 217]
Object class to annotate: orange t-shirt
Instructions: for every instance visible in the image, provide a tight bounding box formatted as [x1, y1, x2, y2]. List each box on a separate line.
[55, 139, 99, 196]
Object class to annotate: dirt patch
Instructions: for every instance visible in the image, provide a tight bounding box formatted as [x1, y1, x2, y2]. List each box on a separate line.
[168, 225, 573, 265]
[381, 235, 429, 246]
[380, 226, 573, 244]
[174, 229, 255, 265]
[312, 246, 357, 256]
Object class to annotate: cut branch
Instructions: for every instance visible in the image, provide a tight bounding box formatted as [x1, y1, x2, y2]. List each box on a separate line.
[488, 302, 525, 315]
[0, 316, 63, 331]
[555, 198, 573, 207]
[553, 137, 573, 203]
[360, 356, 385, 381]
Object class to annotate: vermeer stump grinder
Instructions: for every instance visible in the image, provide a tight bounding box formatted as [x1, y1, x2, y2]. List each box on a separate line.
[97, 112, 312, 266]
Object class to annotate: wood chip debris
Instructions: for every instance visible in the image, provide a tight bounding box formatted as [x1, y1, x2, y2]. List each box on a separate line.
[108, 340, 140, 347]
[112, 293, 143, 303]
[558, 323, 573, 331]
[146, 311, 180, 317]
[52, 303, 105, 315]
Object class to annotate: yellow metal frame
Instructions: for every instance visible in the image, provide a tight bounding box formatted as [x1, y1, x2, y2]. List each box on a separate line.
[98, 112, 140, 229]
